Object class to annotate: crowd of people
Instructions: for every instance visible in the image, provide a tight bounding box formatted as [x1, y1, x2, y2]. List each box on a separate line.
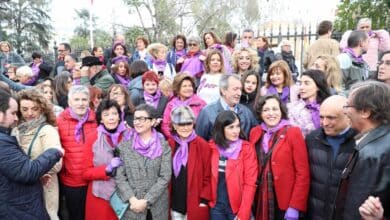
[0, 17, 389, 220]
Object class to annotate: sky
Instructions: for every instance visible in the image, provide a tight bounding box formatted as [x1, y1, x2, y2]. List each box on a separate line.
[50, 0, 340, 43]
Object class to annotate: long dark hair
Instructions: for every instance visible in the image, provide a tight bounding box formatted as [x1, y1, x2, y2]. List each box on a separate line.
[212, 111, 246, 149]
[300, 70, 331, 104]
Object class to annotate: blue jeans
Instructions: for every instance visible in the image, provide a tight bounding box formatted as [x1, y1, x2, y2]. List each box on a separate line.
[211, 171, 236, 220]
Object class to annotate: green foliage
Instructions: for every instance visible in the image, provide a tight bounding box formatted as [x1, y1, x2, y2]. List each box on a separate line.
[73, 8, 97, 38]
[1, 0, 53, 53]
[334, 0, 390, 31]
[124, 26, 145, 50]
[69, 35, 89, 49]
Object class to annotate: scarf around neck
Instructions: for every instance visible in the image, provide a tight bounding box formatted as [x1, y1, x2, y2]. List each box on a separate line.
[181, 52, 204, 77]
[69, 108, 90, 142]
[175, 49, 186, 57]
[115, 74, 130, 87]
[218, 138, 243, 160]
[260, 119, 289, 153]
[97, 121, 130, 147]
[144, 89, 162, 109]
[132, 128, 163, 159]
[172, 131, 197, 177]
[17, 115, 47, 135]
[343, 47, 365, 64]
[305, 100, 321, 129]
[152, 59, 167, 72]
[267, 85, 290, 104]
[171, 95, 194, 109]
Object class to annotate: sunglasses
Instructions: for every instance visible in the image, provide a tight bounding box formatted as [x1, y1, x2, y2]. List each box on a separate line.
[188, 43, 198, 47]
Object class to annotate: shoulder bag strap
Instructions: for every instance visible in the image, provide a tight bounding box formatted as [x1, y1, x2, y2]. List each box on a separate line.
[27, 123, 47, 158]
[258, 126, 290, 181]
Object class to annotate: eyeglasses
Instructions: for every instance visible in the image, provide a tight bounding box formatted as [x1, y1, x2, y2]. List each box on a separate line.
[343, 105, 356, 109]
[188, 43, 198, 47]
[378, 60, 390, 66]
[133, 117, 152, 123]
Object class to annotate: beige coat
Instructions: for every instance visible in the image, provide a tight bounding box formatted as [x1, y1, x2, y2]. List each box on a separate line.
[303, 38, 340, 69]
[13, 124, 63, 220]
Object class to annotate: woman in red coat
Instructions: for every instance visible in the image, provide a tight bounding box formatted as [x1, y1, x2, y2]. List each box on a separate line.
[82, 99, 132, 220]
[168, 105, 212, 220]
[249, 94, 310, 220]
[209, 110, 258, 220]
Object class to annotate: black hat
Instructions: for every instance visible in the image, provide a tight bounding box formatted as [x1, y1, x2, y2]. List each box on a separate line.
[81, 56, 102, 67]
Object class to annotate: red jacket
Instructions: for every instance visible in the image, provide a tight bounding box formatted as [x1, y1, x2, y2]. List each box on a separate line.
[249, 126, 310, 212]
[57, 108, 97, 187]
[209, 140, 258, 220]
[168, 136, 212, 220]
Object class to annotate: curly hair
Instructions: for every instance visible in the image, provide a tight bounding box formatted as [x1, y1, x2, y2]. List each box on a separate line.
[16, 89, 57, 126]
[147, 43, 168, 59]
[232, 47, 259, 73]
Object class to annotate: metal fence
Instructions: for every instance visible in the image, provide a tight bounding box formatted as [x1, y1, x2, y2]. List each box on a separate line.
[22, 23, 389, 74]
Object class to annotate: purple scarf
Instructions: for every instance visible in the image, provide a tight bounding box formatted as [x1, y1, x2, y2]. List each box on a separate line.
[260, 119, 290, 153]
[172, 131, 197, 177]
[132, 128, 163, 159]
[343, 47, 365, 64]
[175, 49, 186, 57]
[180, 52, 204, 77]
[152, 59, 167, 72]
[267, 86, 290, 104]
[144, 90, 162, 109]
[218, 138, 243, 160]
[97, 121, 130, 146]
[69, 108, 90, 143]
[115, 74, 130, 87]
[305, 100, 321, 129]
[171, 95, 193, 109]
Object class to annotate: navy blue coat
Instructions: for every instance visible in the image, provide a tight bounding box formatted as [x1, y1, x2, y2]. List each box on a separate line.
[195, 99, 258, 141]
[0, 127, 62, 220]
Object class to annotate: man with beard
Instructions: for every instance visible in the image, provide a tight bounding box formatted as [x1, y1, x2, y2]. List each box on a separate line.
[0, 88, 64, 219]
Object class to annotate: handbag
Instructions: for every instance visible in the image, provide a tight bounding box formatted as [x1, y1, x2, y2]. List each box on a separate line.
[110, 190, 129, 220]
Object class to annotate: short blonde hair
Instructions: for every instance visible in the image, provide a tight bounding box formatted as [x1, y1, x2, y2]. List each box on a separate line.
[147, 43, 168, 59]
[159, 78, 173, 97]
[232, 47, 259, 73]
[15, 66, 33, 78]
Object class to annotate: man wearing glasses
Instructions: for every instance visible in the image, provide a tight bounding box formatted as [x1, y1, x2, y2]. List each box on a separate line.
[305, 95, 357, 220]
[335, 80, 390, 220]
[54, 43, 71, 76]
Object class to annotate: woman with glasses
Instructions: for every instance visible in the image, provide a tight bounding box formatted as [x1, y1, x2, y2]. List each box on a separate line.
[168, 106, 211, 220]
[115, 104, 171, 220]
[83, 99, 132, 220]
[176, 36, 206, 85]
[209, 110, 258, 220]
[249, 95, 309, 220]
[107, 84, 135, 127]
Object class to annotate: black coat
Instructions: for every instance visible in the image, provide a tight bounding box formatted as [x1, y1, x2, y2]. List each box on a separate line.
[305, 128, 356, 220]
[0, 127, 62, 220]
[338, 124, 390, 220]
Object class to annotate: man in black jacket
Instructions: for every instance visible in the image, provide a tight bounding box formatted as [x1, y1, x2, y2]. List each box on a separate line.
[305, 95, 356, 220]
[0, 89, 64, 220]
[339, 80, 390, 220]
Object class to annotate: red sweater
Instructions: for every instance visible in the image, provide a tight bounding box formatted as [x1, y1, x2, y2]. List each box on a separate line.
[57, 108, 97, 187]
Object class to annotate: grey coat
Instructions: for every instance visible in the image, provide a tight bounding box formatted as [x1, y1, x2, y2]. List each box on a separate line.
[115, 135, 172, 220]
